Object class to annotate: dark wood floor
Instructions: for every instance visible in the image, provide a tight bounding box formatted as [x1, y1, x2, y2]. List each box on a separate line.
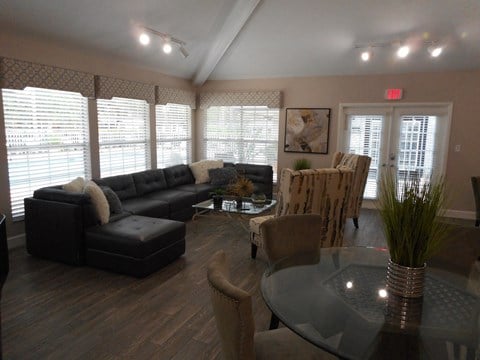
[0, 210, 475, 359]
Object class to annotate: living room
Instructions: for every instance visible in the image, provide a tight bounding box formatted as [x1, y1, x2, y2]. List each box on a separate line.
[0, 0, 479, 358]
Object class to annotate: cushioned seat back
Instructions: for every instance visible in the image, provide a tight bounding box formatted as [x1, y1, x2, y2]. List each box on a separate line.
[163, 165, 195, 188]
[207, 251, 255, 360]
[331, 152, 371, 219]
[275, 168, 353, 247]
[132, 169, 168, 196]
[94, 175, 137, 200]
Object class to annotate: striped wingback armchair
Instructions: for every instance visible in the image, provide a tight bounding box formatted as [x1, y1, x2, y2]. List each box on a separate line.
[249, 167, 354, 259]
[331, 152, 372, 228]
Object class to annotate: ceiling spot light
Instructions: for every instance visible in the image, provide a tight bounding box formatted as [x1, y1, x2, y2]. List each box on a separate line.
[139, 33, 150, 46]
[428, 45, 443, 57]
[397, 45, 410, 58]
[162, 42, 172, 54]
[361, 50, 372, 62]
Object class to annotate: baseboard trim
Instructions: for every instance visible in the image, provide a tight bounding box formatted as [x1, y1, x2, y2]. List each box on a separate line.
[8, 233, 25, 249]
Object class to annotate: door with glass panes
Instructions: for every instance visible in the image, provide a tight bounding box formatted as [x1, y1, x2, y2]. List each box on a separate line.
[341, 105, 451, 200]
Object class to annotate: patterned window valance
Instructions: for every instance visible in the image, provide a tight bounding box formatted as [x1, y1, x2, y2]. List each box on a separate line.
[95, 75, 155, 104]
[198, 90, 282, 109]
[156, 87, 196, 109]
[0, 57, 95, 98]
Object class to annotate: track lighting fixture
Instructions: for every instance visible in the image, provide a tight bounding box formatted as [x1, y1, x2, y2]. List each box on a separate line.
[138, 26, 189, 58]
[361, 50, 372, 62]
[396, 45, 410, 58]
[428, 45, 443, 57]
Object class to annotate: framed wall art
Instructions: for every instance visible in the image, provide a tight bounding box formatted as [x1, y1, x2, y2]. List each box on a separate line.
[284, 108, 331, 154]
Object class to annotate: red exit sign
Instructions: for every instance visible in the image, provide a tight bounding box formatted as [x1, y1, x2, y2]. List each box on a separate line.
[384, 88, 403, 100]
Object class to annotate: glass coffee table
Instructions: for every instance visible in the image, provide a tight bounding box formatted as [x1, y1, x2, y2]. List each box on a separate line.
[192, 197, 276, 230]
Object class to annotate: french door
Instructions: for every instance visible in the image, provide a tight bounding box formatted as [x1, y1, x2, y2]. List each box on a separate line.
[340, 104, 452, 200]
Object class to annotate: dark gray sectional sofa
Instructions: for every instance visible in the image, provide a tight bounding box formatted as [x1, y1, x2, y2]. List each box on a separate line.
[24, 163, 273, 277]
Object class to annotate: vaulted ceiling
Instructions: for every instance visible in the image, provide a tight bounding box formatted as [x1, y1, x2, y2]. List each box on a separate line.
[1, 0, 479, 85]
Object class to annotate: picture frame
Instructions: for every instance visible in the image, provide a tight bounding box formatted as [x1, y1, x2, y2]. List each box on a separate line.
[284, 108, 331, 154]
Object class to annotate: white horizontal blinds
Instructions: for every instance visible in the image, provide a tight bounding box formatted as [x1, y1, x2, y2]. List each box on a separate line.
[204, 106, 279, 180]
[396, 115, 437, 188]
[97, 97, 150, 177]
[155, 104, 192, 168]
[2, 87, 90, 219]
[347, 115, 384, 199]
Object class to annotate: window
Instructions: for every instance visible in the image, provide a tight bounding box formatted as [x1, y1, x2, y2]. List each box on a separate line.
[2, 87, 90, 219]
[97, 97, 150, 177]
[203, 106, 279, 179]
[155, 103, 192, 168]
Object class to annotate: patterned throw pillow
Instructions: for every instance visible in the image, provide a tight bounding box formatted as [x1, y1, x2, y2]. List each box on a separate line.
[189, 159, 224, 184]
[101, 186, 123, 215]
[209, 167, 238, 186]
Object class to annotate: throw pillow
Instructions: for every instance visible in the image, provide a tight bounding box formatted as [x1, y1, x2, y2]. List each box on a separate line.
[84, 180, 110, 225]
[209, 167, 238, 186]
[63, 177, 85, 192]
[101, 186, 123, 214]
[189, 159, 223, 184]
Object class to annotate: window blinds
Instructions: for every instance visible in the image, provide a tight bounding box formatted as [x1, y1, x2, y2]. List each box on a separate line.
[155, 104, 192, 168]
[203, 106, 279, 180]
[97, 97, 150, 177]
[2, 87, 90, 219]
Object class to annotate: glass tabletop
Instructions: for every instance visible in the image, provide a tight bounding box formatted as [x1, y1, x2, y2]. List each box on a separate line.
[261, 247, 480, 360]
[192, 198, 276, 215]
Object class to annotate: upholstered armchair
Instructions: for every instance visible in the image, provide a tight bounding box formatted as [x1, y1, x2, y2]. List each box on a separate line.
[331, 152, 371, 228]
[249, 167, 354, 259]
[207, 250, 337, 359]
[471, 177, 480, 227]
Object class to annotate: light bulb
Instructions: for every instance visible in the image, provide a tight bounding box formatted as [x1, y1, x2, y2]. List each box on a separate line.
[361, 50, 371, 62]
[163, 42, 172, 54]
[429, 46, 443, 57]
[397, 45, 410, 58]
[139, 33, 150, 46]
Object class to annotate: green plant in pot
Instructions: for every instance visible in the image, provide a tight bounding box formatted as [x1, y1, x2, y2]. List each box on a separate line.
[293, 158, 311, 170]
[210, 188, 225, 210]
[377, 172, 450, 298]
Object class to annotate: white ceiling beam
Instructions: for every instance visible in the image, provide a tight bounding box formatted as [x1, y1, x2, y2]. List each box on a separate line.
[192, 0, 261, 86]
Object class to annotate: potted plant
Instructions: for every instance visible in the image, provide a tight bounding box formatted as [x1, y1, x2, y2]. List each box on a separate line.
[210, 188, 225, 210]
[228, 176, 254, 209]
[293, 158, 311, 170]
[377, 172, 450, 298]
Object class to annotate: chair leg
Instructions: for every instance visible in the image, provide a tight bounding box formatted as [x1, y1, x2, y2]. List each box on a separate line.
[251, 243, 258, 259]
[269, 312, 280, 330]
[353, 217, 359, 229]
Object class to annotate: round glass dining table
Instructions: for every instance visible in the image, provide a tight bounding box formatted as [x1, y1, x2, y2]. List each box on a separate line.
[261, 247, 480, 360]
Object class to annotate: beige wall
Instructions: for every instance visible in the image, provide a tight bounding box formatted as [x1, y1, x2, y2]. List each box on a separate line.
[1, 30, 479, 239]
[200, 70, 480, 215]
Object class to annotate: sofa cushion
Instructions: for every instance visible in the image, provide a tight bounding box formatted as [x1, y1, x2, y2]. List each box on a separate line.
[209, 167, 238, 186]
[189, 159, 223, 184]
[163, 164, 195, 187]
[175, 183, 217, 202]
[34, 187, 90, 205]
[101, 186, 123, 214]
[132, 169, 168, 196]
[94, 174, 137, 200]
[121, 197, 170, 218]
[235, 163, 273, 184]
[84, 181, 110, 225]
[146, 189, 197, 212]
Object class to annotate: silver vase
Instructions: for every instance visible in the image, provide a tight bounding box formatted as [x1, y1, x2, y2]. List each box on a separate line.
[386, 259, 426, 298]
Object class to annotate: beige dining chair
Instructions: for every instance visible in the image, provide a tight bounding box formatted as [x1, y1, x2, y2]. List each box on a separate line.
[249, 167, 354, 259]
[331, 152, 372, 228]
[207, 250, 337, 360]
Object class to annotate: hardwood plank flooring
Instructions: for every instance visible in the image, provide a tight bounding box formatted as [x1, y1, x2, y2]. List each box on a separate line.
[0, 209, 475, 359]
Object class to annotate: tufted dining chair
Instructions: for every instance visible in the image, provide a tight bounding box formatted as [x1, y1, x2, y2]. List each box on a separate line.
[207, 250, 337, 360]
[471, 177, 480, 227]
[249, 167, 354, 259]
[331, 152, 371, 228]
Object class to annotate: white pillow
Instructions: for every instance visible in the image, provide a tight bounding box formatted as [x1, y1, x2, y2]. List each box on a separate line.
[84, 180, 110, 225]
[189, 160, 224, 184]
[63, 177, 85, 192]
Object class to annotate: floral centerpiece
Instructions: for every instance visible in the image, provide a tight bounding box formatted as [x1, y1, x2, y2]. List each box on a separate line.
[228, 176, 254, 209]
